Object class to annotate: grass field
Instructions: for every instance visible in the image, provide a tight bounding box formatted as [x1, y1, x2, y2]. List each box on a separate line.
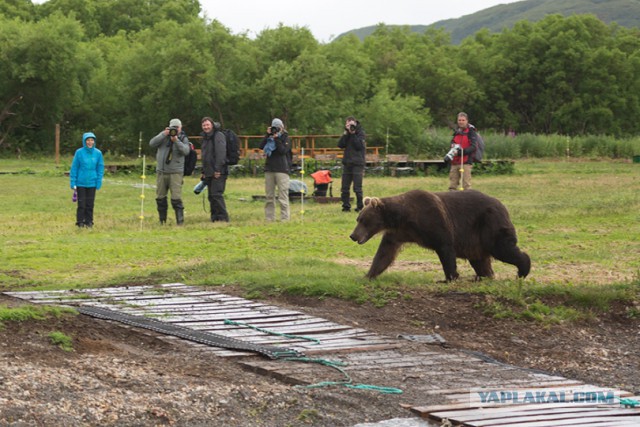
[1, 157, 638, 317]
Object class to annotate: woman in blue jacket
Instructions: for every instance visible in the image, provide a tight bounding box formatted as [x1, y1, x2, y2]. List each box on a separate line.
[70, 132, 104, 228]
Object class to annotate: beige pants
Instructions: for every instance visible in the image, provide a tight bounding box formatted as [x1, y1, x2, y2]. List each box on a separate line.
[156, 172, 184, 200]
[448, 163, 473, 191]
[265, 172, 290, 221]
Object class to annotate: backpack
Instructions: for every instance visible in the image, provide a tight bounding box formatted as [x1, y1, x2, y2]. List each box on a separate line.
[473, 131, 485, 163]
[219, 129, 240, 165]
[467, 125, 485, 163]
[184, 141, 198, 176]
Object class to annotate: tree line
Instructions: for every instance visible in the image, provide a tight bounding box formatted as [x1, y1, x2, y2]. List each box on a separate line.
[1, 0, 639, 157]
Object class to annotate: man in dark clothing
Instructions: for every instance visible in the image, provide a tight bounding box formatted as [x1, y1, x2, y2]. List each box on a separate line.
[338, 116, 366, 212]
[200, 117, 229, 222]
[259, 118, 292, 221]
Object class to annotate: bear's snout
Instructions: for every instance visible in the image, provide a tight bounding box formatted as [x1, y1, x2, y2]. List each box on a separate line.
[349, 227, 370, 245]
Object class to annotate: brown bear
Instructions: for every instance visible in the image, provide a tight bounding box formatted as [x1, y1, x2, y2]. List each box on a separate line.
[349, 189, 530, 281]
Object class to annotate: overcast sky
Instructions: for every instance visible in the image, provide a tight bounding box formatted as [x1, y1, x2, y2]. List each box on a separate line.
[199, 0, 523, 42]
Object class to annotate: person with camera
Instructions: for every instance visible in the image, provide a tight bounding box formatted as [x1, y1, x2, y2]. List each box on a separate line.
[338, 116, 366, 212]
[149, 118, 191, 225]
[259, 118, 292, 221]
[199, 117, 229, 222]
[445, 112, 478, 191]
[70, 132, 104, 228]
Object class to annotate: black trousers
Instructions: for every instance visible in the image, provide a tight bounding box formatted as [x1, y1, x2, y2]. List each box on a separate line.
[207, 175, 229, 222]
[76, 187, 97, 226]
[340, 164, 364, 210]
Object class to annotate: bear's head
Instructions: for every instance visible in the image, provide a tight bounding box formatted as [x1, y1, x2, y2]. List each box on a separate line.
[349, 197, 386, 244]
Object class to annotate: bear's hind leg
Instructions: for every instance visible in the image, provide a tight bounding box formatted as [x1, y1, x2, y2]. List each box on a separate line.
[469, 257, 494, 281]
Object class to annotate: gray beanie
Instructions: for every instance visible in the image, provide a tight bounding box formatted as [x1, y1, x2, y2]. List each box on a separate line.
[271, 118, 284, 129]
[169, 118, 182, 127]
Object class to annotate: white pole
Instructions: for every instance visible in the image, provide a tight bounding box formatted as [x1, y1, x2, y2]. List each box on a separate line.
[300, 147, 305, 221]
[139, 155, 146, 230]
[385, 127, 389, 157]
[458, 152, 464, 191]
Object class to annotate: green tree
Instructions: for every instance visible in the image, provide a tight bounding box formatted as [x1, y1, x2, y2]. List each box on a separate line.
[0, 13, 86, 151]
[114, 19, 218, 149]
[358, 79, 430, 155]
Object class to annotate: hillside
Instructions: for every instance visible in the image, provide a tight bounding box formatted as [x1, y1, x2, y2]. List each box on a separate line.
[341, 0, 640, 44]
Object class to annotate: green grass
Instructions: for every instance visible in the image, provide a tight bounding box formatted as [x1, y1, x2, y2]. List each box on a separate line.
[48, 331, 74, 352]
[1, 157, 639, 322]
[0, 304, 77, 328]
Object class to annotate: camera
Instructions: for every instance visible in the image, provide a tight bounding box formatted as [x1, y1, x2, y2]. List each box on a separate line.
[169, 126, 179, 137]
[269, 126, 280, 136]
[346, 124, 356, 132]
[444, 144, 461, 162]
[194, 180, 206, 195]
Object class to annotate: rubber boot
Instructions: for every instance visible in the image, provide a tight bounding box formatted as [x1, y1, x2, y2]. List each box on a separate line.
[171, 199, 184, 225]
[341, 192, 351, 212]
[355, 195, 364, 212]
[156, 197, 168, 224]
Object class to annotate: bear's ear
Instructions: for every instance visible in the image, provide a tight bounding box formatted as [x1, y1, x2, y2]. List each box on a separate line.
[364, 197, 383, 209]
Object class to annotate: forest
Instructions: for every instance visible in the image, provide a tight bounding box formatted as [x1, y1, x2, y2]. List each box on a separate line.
[1, 0, 640, 156]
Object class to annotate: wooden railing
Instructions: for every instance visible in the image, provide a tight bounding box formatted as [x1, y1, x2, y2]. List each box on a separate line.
[190, 134, 382, 159]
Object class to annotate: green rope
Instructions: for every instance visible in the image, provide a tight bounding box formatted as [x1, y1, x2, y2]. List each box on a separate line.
[620, 398, 640, 408]
[223, 319, 321, 344]
[222, 320, 402, 394]
[283, 357, 403, 395]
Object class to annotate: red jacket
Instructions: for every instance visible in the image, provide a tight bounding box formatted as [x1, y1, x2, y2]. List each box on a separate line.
[451, 126, 478, 165]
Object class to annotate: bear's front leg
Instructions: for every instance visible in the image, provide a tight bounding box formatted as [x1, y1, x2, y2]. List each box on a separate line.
[435, 246, 459, 281]
[366, 233, 402, 279]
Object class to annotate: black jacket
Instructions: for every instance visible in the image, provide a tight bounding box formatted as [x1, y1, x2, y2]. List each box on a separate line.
[338, 122, 366, 166]
[260, 131, 292, 173]
[200, 130, 227, 176]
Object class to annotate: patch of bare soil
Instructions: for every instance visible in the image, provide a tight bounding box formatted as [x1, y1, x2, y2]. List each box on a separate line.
[0, 286, 638, 426]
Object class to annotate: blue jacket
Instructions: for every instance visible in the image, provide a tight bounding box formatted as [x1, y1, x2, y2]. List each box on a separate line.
[70, 132, 105, 189]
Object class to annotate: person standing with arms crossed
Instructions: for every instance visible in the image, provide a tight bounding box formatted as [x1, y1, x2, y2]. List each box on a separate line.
[338, 116, 366, 212]
[199, 117, 229, 222]
[70, 132, 104, 228]
[149, 118, 191, 225]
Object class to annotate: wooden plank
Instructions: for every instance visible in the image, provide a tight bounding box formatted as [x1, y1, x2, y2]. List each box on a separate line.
[444, 385, 626, 404]
[490, 415, 640, 427]
[427, 403, 618, 421]
[420, 380, 586, 396]
[436, 407, 612, 423]
[427, 405, 640, 426]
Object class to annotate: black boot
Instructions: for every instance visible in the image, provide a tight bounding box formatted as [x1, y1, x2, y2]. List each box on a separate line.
[355, 195, 364, 212]
[156, 197, 168, 224]
[341, 192, 351, 212]
[171, 199, 184, 225]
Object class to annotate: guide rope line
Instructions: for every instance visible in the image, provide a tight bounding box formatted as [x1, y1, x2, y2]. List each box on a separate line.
[78, 306, 403, 394]
[223, 319, 320, 344]
[620, 397, 639, 408]
[225, 319, 402, 394]
[283, 356, 403, 395]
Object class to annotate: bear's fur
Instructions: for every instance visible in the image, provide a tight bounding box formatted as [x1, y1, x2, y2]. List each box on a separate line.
[349, 189, 531, 281]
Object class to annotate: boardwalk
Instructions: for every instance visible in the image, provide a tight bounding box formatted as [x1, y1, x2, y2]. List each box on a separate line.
[6, 284, 639, 426]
